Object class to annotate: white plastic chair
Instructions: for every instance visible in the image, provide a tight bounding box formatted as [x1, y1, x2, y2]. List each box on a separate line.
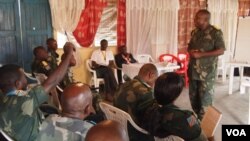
[33, 73, 62, 110]
[86, 59, 104, 91]
[99, 102, 148, 136]
[99, 102, 184, 141]
[216, 55, 227, 82]
[240, 77, 250, 94]
[24, 72, 37, 81]
[0, 129, 14, 141]
[32, 72, 63, 91]
[136, 54, 155, 63]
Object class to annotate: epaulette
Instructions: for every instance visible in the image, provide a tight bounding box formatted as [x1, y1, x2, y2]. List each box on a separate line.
[41, 61, 51, 70]
[191, 28, 198, 36]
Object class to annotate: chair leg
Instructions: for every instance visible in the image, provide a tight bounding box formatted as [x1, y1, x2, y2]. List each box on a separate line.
[240, 85, 245, 95]
[94, 79, 99, 91]
[222, 69, 227, 82]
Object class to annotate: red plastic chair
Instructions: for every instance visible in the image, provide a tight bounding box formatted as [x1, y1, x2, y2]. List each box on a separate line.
[159, 54, 189, 87]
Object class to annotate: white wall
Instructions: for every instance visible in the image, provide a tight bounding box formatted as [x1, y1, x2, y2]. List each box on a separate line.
[234, 17, 250, 63]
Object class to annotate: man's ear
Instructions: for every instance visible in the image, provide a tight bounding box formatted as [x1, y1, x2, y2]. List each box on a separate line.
[15, 80, 22, 89]
[148, 71, 154, 79]
[84, 104, 96, 115]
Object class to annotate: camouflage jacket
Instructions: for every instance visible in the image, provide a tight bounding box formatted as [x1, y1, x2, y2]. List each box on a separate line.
[0, 86, 48, 141]
[60, 68, 75, 89]
[48, 50, 59, 70]
[31, 56, 57, 76]
[144, 104, 208, 141]
[188, 25, 225, 81]
[113, 76, 154, 124]
[36, 114, 94, 141]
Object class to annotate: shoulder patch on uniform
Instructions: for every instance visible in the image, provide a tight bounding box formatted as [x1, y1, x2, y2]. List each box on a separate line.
[42, 61, 51, 70]
[213, 25, 220, 30]
[191, 28, 198, 36]
[187, 115, 197, 127]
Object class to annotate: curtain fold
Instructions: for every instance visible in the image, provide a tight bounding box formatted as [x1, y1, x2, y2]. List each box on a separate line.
[208, 0, 238, 59]
[178, 0, 205, 51]
[49, 0, 84, 33]
[117, 0, 126, 47]
[126, 0, 179, 60]
[73, 0, 107, 47]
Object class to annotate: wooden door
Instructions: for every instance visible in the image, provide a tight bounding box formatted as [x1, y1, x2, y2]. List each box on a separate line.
[0, 0, 22, 65]
[21, 0, 52, 71]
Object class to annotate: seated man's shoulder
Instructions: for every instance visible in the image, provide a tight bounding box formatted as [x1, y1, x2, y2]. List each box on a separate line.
[37, 122, 85, 141]
[45, 114, 94, 134]
[131, 79, 152, 94]
[169, 107, 194, 120]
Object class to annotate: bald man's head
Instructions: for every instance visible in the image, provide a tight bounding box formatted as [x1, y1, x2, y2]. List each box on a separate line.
[61, 83, 93, 120]
[138, 63, 158, 87]
[85, 120, 128, 141]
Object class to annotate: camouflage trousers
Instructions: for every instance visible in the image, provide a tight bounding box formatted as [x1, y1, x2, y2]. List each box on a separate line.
[189, 79, 215, 120]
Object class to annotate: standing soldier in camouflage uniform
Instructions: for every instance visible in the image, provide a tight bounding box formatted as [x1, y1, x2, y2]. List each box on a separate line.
[188, 10, 225, 120]
[47, 38, 59, 70]
[0, 43, 75, 141]
[36, 83, 95, 141]
[113, 63, 158, 141]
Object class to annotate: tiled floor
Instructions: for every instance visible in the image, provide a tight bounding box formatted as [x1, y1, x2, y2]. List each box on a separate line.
[175, 77, 249, 141]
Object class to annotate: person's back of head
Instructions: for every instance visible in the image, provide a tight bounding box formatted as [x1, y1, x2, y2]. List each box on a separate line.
[0, 64, 27, 93]
[138, 63, 158, 87]
[154, 72, 184, 105]
[142, 72, 184, 137]
[61, 83, 93, 120]
[85, 120, 129, 141]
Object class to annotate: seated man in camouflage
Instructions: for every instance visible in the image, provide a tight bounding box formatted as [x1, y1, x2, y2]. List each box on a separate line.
[36, 83, 95, 141]
[86, 120, 128, 141]
[31, 46, 56, 76]
[142, 72, 208, 141]
[0, 43, 75, 141]
[113, 63, 158, 141]
[46, 38, 59, 68]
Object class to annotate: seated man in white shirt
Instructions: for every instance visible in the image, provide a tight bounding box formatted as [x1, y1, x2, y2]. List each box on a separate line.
[91, 39, 118, 101]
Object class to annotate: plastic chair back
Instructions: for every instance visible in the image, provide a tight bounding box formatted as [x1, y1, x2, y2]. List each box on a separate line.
[99, 102, 148, 135]
[137, 54, 154, 63]
[0, 129, 14, 141]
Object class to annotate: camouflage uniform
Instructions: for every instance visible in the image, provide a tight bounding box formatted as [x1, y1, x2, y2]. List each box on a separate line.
[31, 56, 56, 76]
[0, 86, 48, 141]
[188, 25, 225, 119]
[36, 114, 94, 141]
[48, 50, 59, 70]
[143, 104, 208, 141]
[60, 68, 75, 89]
[113, 76, 154, 141]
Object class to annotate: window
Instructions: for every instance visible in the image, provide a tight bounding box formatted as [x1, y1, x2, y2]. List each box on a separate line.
[56, 32, 81, 48]
[94, 0, 117, 47]
[56, 0, 117, 48]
